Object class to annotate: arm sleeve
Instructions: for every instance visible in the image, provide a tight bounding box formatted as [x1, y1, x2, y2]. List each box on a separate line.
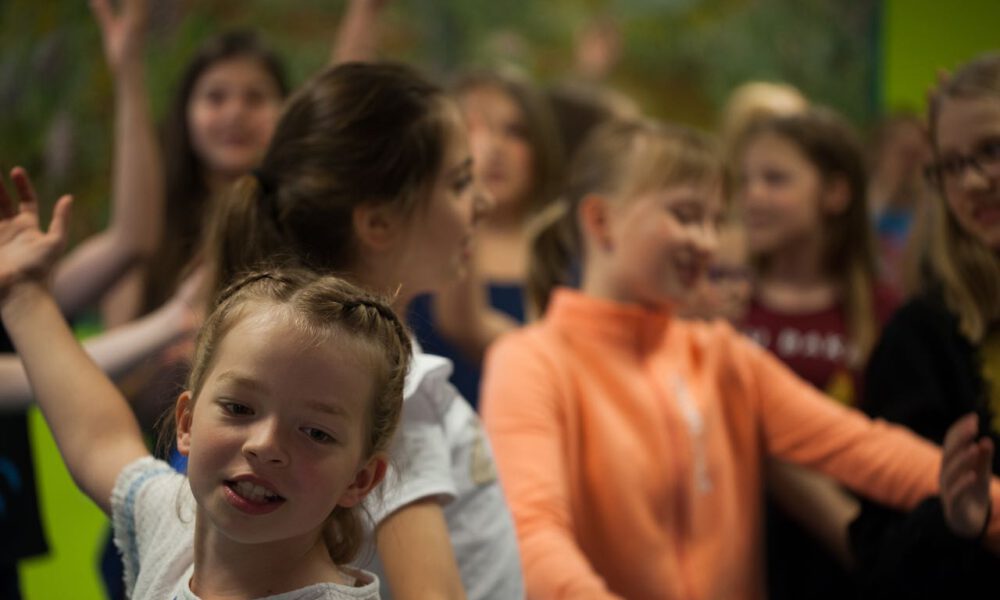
[110, 457, 188, 596]
[481, 333, 623, 600]
[367, 384, 458, 525]
[743, 335, 1000, 544]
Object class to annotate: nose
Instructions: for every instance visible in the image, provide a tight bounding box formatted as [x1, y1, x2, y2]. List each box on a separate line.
[242, 418, 289, 466]
[472, 179, 495, 224]
[693, 220, 719, 262]
[957, 161, 994, 193]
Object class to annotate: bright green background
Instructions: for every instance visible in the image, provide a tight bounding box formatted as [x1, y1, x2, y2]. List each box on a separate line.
[12, 0, 1000, 598]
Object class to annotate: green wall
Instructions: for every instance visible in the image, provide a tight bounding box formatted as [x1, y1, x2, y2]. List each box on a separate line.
[882, 0, 1000, 113]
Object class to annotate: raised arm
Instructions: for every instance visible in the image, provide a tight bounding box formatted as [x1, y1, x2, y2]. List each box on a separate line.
[51, 0, 163, 318]
[0, 169, 149, 515]
[330, 0, 389, 65]
[0, 269, 200, 409]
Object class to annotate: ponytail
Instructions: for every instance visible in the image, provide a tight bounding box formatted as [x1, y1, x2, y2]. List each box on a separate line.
[526, 199, 578, 318]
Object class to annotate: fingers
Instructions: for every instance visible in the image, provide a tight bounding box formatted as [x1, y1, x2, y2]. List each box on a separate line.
[47, 195, 74, 246]
[10, 167, 39, 215]
[942, 440, 987, 492]
[943, 413, 979, 455]
[90, 0, 114, 32]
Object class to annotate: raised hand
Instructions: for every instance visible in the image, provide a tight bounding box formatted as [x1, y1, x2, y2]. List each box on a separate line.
[940, 413, 995, 539]
[0, 168, 72, 299]
[90, 0, 148, 74]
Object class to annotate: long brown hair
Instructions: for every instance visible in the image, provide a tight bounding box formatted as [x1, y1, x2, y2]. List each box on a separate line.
[740, 108, 880, 364]
[454, 69, 565, 215]
[927, 52, 1000, 342]
[144, 31, 290, 315]
[527, 118, 722, 316]
[202, 62, 454, 300]
[177, 268, 411, 565]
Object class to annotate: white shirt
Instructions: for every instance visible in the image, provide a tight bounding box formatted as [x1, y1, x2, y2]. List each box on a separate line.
[359, 348, 525, 600]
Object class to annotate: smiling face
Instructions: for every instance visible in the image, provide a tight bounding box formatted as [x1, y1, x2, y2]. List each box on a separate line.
[187, 56, 284, 180]
[460, 85, 535, 213]
[399, 105, 492, 293]
[603, 181, 723, 310]
[176, 308, 383, 547]
[934, 95, 1000, 251]
[738, 132, 826, 258]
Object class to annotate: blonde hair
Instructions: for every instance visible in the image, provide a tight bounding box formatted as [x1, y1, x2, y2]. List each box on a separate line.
[527, 118, 722, 315]
[169, 268, 411, 565]
[927, 53, 1000, 342]
[739, 108, 880, 365]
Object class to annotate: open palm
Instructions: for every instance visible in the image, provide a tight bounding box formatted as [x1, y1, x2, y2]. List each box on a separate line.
[0, 168, 72, 296]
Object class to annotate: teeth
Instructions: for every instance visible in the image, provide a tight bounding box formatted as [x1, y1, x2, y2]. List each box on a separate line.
[233, 480, 279, 502]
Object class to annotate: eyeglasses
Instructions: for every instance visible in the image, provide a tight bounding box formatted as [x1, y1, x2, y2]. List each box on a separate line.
[924, 139, 1000, 187]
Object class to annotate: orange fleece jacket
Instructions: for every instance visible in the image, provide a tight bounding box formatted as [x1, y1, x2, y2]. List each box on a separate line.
[481, 289, 1000, 600]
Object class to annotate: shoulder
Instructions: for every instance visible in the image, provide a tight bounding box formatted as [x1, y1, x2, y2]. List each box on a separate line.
[111, 457, 193, 597]
[879, 291, 960, 347]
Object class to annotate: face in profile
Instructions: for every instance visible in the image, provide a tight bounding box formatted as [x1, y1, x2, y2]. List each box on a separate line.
[187, 56, 284, 180]
[933, 95, 1000, 251]
[399, 104, 491, 293]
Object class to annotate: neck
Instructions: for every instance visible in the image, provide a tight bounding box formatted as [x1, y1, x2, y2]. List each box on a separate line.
[348, 259, 420, 317]
[190, 512, 346, 599]
[580, 261, 670, 314]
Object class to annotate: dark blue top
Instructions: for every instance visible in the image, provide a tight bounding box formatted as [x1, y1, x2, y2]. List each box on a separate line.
[0, 326, 48, 564]
[406, 283, 526, 410]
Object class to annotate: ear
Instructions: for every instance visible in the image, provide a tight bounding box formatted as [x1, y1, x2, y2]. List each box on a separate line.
[337, 454, 389, 508]
[175, 391, 195, 457]
[352, 203, 399, 252]
[578, 193, 614, 253]
[821, 175, 851, 215]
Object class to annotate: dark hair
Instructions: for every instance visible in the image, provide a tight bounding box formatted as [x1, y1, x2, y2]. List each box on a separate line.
[528, 118, 721, 315]
[171, 268, 411, 564]
[926, 52, 1000, 341]
[203, 61, 454, 299]
[739, 107, 879, 363]
[453, 69, 565, 215]
[144, 30, 290, 314]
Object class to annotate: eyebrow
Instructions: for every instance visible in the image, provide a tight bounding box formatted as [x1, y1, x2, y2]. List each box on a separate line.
[304, 399, 350, 419]
[215, 371, 269, 393]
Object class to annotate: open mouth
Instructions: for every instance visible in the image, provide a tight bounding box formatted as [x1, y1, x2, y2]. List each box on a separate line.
[223, 479, 286, 514]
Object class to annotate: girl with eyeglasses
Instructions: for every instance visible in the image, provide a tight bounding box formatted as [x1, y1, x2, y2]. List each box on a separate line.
[850, 52, 1000, 598]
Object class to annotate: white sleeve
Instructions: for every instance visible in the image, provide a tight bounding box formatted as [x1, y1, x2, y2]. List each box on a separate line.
[110, 456, 189, 595]
[367, 382, 458, 524]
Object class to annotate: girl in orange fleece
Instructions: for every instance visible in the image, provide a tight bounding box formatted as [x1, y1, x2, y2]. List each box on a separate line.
[479, 118, 999, 600]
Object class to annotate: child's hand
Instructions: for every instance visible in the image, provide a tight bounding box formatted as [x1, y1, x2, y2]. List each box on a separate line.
[0, 167, 72, 300]
[940, 413, 994, 539]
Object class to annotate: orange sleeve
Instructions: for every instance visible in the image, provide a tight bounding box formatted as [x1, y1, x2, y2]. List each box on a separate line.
[740, 336, 943, 508]
[481, 332, 624, 600]
[736, 334, 1000, 552]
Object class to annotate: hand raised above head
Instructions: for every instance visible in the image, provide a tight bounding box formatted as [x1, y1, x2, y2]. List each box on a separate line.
[0, 167, 72, 299]
[90, 0, 149, 74]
